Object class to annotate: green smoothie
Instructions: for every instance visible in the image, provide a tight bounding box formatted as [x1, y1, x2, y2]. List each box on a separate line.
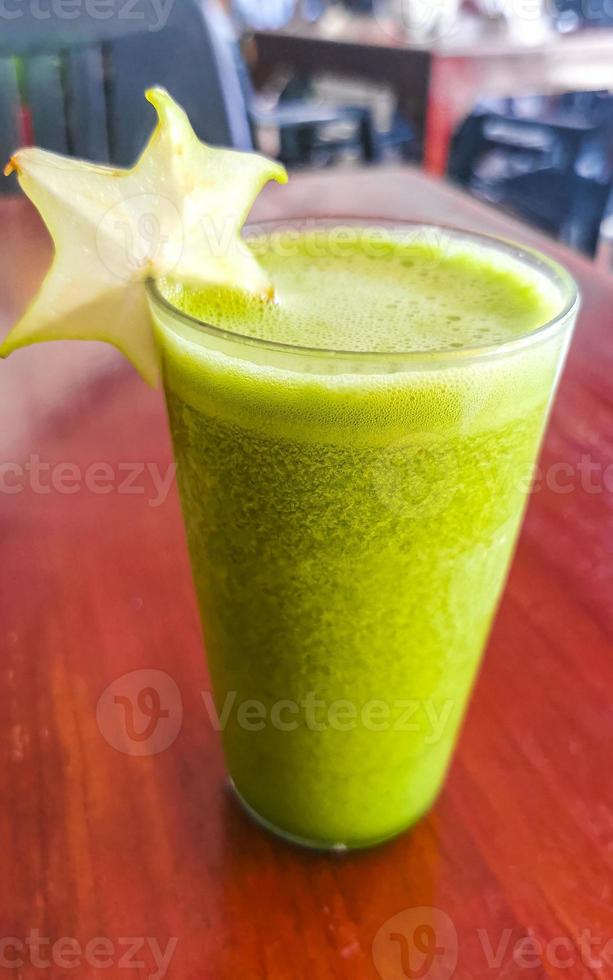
[150, 224, 575, 848]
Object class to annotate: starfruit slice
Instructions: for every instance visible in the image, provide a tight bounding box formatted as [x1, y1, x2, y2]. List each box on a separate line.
[0, 87, 287, 385]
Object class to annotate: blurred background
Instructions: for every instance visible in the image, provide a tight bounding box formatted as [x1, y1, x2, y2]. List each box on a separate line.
[1, 0, 613, 264]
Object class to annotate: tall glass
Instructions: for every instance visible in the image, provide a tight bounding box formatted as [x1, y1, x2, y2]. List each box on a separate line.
[148, 221, 578, 850]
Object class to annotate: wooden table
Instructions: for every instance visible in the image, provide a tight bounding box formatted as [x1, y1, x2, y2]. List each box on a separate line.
[254, 15, 613, 175]
[1, 168, 613, 979]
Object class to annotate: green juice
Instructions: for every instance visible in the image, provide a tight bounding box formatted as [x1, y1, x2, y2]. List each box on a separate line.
[150, 224, 575, 848]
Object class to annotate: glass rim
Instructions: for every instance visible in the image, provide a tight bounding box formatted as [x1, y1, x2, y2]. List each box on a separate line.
[147, 217, 580, 367]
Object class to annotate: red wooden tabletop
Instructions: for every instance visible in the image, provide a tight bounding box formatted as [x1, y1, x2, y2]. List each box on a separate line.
[1, 168, 613, 980]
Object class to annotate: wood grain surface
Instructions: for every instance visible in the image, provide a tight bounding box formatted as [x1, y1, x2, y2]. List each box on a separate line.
[1, 168, 612, 980]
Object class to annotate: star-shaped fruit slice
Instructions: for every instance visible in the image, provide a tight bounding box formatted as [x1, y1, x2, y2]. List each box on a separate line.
[0, 87, 287, 385]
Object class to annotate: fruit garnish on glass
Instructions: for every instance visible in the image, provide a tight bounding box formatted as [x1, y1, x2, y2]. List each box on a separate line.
[1, 87, 287, 385]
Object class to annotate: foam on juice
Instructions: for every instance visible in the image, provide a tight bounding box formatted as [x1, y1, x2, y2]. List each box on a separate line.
[161, 230, 561, 355]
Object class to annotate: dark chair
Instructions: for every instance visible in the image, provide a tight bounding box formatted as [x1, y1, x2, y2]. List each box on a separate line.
[225, 5, 379, 167]
[452, 110, 603, 182]
[252, 97, 378, 166]
[0, 0, 254, 196]
[493, 171, 611, 256]
[448, 105, 613, 256]
[230, 0, 380, 165]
